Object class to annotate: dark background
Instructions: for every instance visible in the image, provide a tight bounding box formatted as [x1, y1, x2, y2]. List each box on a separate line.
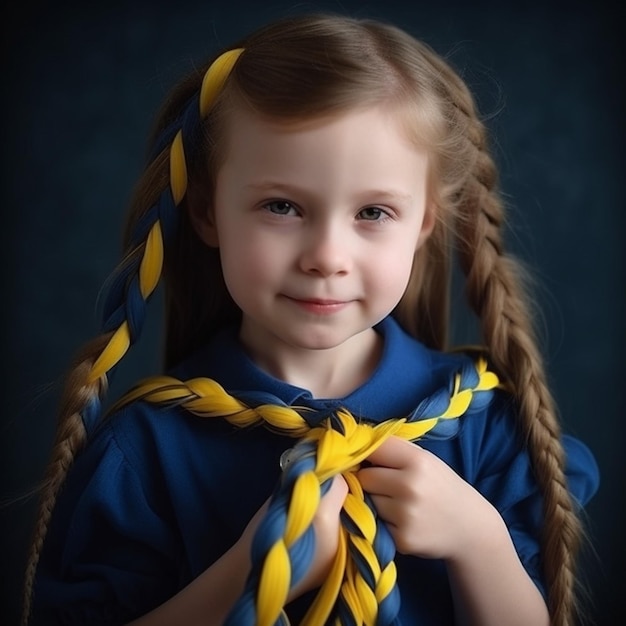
[1, 0, 624, 624]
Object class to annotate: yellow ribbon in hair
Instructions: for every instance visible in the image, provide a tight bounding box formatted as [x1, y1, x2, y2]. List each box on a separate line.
[200, 48, 244, 116]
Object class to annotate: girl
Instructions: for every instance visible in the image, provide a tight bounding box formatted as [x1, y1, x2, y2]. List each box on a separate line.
[23, 13, 599, 626]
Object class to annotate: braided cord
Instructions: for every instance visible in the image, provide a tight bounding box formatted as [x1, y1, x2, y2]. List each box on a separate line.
[86, 48, 244, 388]
[116, 356, 499, 625]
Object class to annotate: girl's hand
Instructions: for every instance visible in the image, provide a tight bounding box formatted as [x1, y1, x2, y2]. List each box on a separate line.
[357, 437, 500, 560]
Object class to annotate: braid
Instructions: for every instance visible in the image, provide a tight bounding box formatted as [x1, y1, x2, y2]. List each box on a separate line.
[21, 337, 107, 624]
[452, 88, 582, 625]
[21, 49, 244, 625]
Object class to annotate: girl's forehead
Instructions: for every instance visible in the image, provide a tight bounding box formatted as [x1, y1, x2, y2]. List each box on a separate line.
[215, 104, 431, 201]
[222, 103, 428, 155]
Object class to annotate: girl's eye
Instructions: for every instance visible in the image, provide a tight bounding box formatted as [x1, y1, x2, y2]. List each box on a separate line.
[358, 206, 387, 221]
[264, 200, 297, 216]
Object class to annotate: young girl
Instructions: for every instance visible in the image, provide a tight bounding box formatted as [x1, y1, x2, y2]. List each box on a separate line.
[23, 13, 599, 626]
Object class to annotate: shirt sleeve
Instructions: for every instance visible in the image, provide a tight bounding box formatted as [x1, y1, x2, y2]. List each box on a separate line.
[32, 420, 181, 625]
[561, 434, 600, 508]
[444, 390, 600, 600]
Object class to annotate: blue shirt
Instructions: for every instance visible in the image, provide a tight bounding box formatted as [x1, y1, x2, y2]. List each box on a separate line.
[32, 317, 599, 625]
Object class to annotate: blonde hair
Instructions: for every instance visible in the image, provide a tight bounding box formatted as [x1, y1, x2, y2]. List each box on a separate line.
[23, 13, 582, 625]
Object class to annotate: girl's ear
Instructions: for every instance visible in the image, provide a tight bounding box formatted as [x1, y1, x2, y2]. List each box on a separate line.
[189, 199, 220, 248]
[416, 203, 436, 249]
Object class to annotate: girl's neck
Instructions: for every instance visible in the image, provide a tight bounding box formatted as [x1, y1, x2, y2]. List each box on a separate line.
[239, 326, 383, 399]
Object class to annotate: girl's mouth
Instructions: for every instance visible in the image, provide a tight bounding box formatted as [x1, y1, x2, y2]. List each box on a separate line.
[284, 296, 350, 315]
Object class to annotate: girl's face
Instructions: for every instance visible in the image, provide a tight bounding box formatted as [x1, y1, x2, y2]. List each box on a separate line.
[199, 105, 434, 368]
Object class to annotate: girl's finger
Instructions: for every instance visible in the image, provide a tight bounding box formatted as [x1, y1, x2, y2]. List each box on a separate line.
[357, 466, 399, 496]
[366, 436, 418, 469]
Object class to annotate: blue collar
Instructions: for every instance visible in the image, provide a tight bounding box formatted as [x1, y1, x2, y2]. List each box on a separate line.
[175, 316, 438, 426]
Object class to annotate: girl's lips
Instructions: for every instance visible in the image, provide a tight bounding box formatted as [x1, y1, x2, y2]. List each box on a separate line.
[284, 296, 350, 315]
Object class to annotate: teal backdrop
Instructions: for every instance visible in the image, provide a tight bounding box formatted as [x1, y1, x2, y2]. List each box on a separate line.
[2, 0, 624, 624]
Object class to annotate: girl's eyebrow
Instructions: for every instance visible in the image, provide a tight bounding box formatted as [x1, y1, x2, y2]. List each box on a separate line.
[244, 181, 414, 203]
[244, 181, 296, 191]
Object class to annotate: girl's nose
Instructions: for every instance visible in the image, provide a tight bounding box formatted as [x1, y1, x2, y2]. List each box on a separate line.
[298, 223, 352, 277]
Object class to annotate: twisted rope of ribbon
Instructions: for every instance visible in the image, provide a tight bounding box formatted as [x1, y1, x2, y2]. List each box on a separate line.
[117, 355, 499, 625]
[81, 49, 243, 432]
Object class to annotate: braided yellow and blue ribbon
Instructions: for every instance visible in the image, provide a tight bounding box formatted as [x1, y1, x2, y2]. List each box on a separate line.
[81, 49, 243, 433]
[117, 355, 499, 625]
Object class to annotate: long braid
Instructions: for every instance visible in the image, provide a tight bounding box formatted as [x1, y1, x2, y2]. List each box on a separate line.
[21, 49, 243, 625]
[21, 337, 108, 624]
[387, 34, 584, 621]
[451, 83, 582, 625]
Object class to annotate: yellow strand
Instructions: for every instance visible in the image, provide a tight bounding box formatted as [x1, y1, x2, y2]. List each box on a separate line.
[88, 322, 130, 383]
[139, 222, 163, 299]
[376, 561, 397, 603]
[200, 48, 244, 116]
[257, 541, 291, 626]
[284, 472, 320, 545]
[169, 131, 187, 205]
